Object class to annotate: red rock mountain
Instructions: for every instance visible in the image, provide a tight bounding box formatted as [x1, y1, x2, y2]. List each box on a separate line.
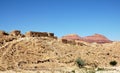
[61, 34, 112, 43]
[62, 34, 83, 41]
[83, 34, 112, 43]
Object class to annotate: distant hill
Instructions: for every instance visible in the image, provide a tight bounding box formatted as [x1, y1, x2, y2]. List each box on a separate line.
[62, 33, 112, 44]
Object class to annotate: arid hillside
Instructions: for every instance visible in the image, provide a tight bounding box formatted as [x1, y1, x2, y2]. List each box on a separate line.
[0, 30, 120, 72]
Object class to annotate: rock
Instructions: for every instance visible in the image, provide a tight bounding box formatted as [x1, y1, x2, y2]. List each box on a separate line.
[0, 66, 6, 71]
[0, 31, 8, 36]
[62, 39, 68, 44]
[10, 30, 21, 36]
[48, 33, 54, 37]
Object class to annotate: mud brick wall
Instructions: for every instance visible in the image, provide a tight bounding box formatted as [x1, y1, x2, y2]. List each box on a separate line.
[25, 31, 55, 38]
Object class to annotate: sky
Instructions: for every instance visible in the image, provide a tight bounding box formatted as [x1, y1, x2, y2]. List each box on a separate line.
[0, 0, 120, 40]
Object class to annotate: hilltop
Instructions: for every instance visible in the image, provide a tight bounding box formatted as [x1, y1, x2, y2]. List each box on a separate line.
[0, 30, 120, 73]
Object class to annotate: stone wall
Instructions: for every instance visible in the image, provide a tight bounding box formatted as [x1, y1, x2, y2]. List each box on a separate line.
[25, 31, 47, 37]
[25, 31, 55, 38]
[61, 39, 86, 46]
[61, 39, 76, 45]
[0, 30, 57, 39]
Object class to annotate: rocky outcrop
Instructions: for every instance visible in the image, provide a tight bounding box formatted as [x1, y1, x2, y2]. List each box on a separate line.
[0, 31, 8, 36]
[61, 34, 112, 44]
[10, 30, 21, 36]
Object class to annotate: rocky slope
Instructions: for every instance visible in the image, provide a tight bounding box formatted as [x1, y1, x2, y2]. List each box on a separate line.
[0, 30, 120, 72]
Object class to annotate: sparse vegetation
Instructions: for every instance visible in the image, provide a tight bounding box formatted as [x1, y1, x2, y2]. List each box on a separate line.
[97, 67, 104, 71]
[71, 70, 75, 73]
[1, 30, 120, 73]
[109, 60, 117, 66]
[75, 58, 85, 68]
[87, 70, 95, 73]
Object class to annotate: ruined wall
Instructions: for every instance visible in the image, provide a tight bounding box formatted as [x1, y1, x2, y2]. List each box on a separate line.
[25, 31, 56, 38]
[0, 30, 57, 41]
[61, 39, 76, 45]
[25, 31, 48, 37]
[61, 39, 86, 46]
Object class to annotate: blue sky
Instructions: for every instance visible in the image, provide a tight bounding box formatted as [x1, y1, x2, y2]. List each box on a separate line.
[0, 0, 120, 40]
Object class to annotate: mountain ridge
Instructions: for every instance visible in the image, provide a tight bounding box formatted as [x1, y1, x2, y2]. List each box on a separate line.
[61, 33, 112, 44]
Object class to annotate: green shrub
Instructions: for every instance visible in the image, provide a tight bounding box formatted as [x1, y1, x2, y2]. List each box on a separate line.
[97, 67, 104, 71]
[109, 60, 117, 66]
[87, 70, 96, 73]
[71, 70, 75, 73]
[75, 58, 85, 68]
